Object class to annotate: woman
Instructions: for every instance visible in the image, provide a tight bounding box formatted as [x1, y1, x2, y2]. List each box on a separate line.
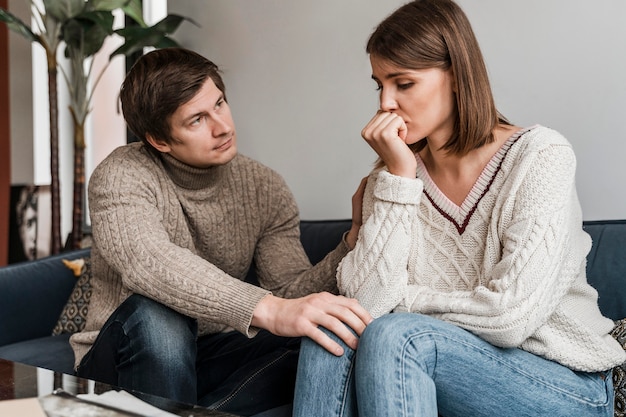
[293, 0, 625, 416]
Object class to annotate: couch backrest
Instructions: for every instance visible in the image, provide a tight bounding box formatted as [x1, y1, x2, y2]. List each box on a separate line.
[299, 220, 352, 264]
[583, 220, 626, 321]
[296, 219, 626, 321]
[1, 219, 623, 347]
[0, 248, 91, 346]
[297, 219, 626, 321]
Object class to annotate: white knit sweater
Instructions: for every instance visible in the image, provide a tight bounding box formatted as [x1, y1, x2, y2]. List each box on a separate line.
[338, 125, 626, 372]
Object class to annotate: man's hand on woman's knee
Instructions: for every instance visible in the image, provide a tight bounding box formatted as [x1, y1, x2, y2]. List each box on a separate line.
[252, 292, 373, 356]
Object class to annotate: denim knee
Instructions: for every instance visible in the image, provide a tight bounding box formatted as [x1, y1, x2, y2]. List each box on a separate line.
[360, 313, 438, 348]
[294, 329, 358, 417]
[114, 294, 198, 366]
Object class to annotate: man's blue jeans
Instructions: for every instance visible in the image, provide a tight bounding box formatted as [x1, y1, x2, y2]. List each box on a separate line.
[293, 313, 614, 417]
[76, 294, 299, 416]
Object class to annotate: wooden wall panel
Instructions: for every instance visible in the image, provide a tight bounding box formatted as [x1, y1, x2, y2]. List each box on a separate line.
[0, 0, 11, 266]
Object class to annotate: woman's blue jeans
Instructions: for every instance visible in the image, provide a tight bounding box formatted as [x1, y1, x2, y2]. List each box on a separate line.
[293, 313, 614, 417]
[76, 294, 299, 416]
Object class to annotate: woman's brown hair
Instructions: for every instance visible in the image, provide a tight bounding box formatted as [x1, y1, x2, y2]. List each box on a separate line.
[367, 0, 509, 160]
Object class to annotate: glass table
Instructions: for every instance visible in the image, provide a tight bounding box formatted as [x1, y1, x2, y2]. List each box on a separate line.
[0, 358, 239, 416]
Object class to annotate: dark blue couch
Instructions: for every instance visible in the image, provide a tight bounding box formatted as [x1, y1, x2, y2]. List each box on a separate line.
[0, 220, 351, 370]
[1, 219, 625, 409]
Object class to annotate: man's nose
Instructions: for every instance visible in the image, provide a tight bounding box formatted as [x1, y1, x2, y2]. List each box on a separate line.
[212, 115, 231, 137]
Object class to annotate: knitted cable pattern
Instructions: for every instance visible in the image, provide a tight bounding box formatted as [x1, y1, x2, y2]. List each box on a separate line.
[338, 125, 626, 372]
[70, 143, 348, 369]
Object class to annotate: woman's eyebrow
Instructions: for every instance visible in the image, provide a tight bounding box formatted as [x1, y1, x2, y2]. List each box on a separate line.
[371, 72, 411, 81]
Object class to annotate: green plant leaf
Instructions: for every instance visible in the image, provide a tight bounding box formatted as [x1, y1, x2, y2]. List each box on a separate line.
[43, 0, 85, 21]
[0, 8, 38, 43]
[62, 10, 115, 58]
[111, 14, 195, 58]
[153, 37, 179, 49]
[90, 0, 131, 10]
[110, 29, 181, 57]
[78, 9, 116, 35]
[115, 14, 195, 37]
[120, 0, 146, 27]
[153, 14, 196, 35]
[90, 0, 145, 27]
[112, 24, 149, 39]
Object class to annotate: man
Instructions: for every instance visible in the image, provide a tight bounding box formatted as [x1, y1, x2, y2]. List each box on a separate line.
[71, 47, 370, 415]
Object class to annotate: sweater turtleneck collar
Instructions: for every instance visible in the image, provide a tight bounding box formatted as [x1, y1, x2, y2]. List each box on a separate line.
[159, 152, 233, 190]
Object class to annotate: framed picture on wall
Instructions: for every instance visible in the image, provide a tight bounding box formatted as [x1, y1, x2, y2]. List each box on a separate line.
[8, 185, 51, 264]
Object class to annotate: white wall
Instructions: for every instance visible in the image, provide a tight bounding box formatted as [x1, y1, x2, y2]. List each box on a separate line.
[169, 0, 626, 221]
[461, 0, 626, 221]
[9, 1, 626, 222]
[168, 0, 403, 220]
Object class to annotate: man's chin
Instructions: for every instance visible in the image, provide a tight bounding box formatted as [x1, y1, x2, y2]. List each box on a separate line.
[213, 145, 238, 166]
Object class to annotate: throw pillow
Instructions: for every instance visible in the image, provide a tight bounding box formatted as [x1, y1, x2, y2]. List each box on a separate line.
[611, 319, 626, 417]
[52, 257, 92, 335]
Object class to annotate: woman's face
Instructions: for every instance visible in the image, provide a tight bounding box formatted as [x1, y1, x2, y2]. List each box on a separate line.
[370, 55, 457, 146]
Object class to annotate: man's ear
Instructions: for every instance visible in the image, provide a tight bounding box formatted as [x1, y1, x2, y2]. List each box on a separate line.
[146, 133, 171, 153]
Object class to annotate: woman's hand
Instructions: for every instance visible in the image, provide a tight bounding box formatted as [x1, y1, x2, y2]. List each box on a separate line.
[361, 111, 417, 178]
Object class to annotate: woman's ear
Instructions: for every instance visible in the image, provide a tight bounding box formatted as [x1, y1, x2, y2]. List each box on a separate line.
[447, 68, 457, 94]
[146, 134, 171, 153]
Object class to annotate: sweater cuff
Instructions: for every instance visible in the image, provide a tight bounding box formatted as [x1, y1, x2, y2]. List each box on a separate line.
[341, 231, 353, 251]
[374, 170, 423, 205]
[228, 285, 272, 338]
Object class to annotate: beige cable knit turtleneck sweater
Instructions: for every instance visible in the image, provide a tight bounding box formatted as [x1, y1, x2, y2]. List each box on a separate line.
[70, 143, 349, 369]
[338, 125, 626, 372]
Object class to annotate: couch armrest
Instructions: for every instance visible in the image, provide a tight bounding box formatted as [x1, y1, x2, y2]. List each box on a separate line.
[583, 220, 626, 321]
[0, 248, 91, 346]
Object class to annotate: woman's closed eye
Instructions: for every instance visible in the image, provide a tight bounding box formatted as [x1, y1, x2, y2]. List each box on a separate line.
[374, 82, 414, 91]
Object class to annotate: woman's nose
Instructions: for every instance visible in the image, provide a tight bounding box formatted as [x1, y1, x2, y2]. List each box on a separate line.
[379, 89, 397, 112]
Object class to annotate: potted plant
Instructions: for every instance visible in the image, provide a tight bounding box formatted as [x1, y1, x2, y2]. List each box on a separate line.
[1, 0, 192, 252]
[1, 1, 65, 254]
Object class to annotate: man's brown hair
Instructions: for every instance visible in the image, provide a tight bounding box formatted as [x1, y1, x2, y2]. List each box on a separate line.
[120, 48, 226, 151]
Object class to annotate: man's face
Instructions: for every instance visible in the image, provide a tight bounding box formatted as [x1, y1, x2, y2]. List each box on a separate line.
[149, 78, 237, 168]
